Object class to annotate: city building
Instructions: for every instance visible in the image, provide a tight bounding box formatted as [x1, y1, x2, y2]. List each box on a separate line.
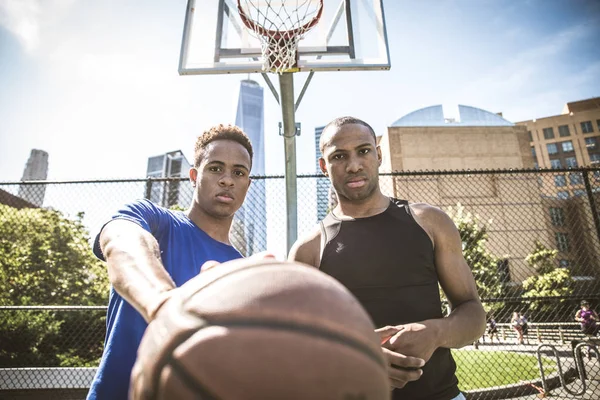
[18, 149, 49, 207]
[0, 188, 38, 209]
[233, 79, 267, 256]
[517, 97, 600, 198]
[144, 150, 193, 209]
[379, 104, 547, 282]
[517, 97, 600, 280]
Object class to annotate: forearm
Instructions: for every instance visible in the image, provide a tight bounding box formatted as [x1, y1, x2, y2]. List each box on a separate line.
[102, 221, 176, 322]
[426, 299, 486, 349]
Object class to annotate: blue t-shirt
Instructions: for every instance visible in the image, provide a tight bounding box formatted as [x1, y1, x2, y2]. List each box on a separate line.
[87, 199, 242, 400]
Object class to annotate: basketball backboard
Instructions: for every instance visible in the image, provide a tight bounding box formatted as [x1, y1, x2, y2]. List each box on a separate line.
[178, 0, 390, 75]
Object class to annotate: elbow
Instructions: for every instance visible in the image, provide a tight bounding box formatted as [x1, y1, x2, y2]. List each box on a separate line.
[474, 300, 487, 338]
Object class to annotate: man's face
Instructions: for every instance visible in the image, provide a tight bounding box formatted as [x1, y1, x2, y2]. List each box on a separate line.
[190, 139, 251, 219]
[319, 124, 381, 203]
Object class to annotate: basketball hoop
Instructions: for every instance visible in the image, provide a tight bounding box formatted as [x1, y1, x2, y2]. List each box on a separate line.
[237, 0, 324, 74]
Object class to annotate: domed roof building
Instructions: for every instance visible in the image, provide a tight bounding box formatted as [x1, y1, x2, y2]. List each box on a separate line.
[378, 104, 542, 282]
[391, 104, 514, 127]
[379, 104, 533, 172]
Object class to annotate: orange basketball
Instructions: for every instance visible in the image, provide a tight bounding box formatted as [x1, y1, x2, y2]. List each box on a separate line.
[130, 258, 389, 400]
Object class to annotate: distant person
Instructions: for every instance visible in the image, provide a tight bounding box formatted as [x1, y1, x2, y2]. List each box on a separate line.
[486, 314, 499, 344]
[511, 312, 524, 344]
[575, 300, 599, 338]
[87, 124, 254, 400]
[289, 116, 486, 400]
[521, 313, 529, 344]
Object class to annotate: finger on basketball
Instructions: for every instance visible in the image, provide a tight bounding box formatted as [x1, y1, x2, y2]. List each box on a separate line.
[200, 260, 221, 272]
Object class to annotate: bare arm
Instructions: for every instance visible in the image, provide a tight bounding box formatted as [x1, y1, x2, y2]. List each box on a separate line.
[385, 204, 486, 363]
[287, 225, 321, 268]
[99, 219, 176, 322]
[426, 205, 486, 348]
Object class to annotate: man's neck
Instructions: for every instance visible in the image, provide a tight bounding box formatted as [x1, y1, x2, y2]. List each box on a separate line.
[186, 207, 233, 245]
[334, 192, 390, 219]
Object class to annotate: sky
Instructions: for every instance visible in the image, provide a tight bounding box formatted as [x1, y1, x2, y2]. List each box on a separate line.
[1, 0, 600, 183]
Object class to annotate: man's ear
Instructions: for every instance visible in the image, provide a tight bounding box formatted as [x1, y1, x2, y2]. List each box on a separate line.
[189, 167, 198, 186]
[319, 158, 328, 176]
[377, 145, 382, 166]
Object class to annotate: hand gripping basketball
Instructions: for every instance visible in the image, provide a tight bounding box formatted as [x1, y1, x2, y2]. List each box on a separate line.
[130, 257, 390, 400]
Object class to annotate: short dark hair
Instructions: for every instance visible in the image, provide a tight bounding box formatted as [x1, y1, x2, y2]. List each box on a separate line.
[320, 116, 377, 153]
[581, 300, 590, 306]
[194, 124, 253, 168]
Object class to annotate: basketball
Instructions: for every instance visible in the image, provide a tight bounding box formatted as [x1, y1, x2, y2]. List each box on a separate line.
[130, 257, 390, 400]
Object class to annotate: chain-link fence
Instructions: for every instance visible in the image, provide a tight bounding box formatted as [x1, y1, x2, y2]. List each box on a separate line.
[1, 168, 599, 398]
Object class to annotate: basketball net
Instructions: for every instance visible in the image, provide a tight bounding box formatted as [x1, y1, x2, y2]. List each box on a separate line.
[237, 0, 324, 74]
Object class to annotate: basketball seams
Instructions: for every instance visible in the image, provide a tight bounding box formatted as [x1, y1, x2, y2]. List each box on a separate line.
[144, 309, 211, 400]
[193, 317, 387, 369]
[167, 356, 221, 400]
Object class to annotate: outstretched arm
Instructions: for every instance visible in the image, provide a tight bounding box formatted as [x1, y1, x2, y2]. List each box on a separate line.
[99, 219, 176, 322]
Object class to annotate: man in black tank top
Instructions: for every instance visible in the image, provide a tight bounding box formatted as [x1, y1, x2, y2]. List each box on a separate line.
[289, 117, 486, 400]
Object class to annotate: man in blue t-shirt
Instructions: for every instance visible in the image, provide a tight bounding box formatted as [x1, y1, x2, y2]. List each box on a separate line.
[87, 124, 254, 400]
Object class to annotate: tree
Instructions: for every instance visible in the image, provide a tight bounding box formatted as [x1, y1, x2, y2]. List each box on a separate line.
[522, 240, 574, 317]
[0, 204, 109, 367]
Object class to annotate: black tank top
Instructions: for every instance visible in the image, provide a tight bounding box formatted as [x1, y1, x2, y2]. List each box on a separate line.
[319, 198, 460, 400]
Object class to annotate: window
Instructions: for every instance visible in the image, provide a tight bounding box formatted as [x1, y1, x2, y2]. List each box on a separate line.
[558, 125, 570, 137]
[547, 143, 558, 155]
[586, 137, 597, 149]
[549, 207, 565, 226]
[561, 141, 574, 152]
[581, 121, 593, 134]
[565, 156, 578, 168]
[556, 232, 569, 252]
[543, 127, 555, 139]
[569, 172, 583, 185]
[557, 191, 570, 199]
[550, 159, 562, 169]
[554, 175, 566, 187]
[531, 147, 536, 157]
[591, 153, 600, 164]
[574, 189, 586, 197]
[528, 130, 533, 141]
[559, 259, 570, 268]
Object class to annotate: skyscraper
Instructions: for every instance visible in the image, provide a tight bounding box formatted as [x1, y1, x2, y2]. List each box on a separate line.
[18, 149, 49, 207]
[145, 150, 193, 209]
[314, 126, 330, 221]
[234, 79, 266, 255]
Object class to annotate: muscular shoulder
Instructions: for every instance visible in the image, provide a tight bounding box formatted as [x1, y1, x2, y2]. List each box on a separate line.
[408, 202, 458, 247]
[288, 224, 322, 268]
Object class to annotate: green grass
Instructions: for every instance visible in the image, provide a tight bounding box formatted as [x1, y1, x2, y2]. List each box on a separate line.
[452, 349, 557, 390]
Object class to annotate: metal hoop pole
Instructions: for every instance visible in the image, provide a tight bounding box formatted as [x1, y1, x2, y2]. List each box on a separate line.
[279, 72, 298, 251]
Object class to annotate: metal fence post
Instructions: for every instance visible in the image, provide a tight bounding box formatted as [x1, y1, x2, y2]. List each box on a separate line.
[583, 168, 600, 243]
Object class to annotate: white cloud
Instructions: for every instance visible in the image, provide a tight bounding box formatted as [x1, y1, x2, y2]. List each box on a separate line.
[0, 0, 75, 54]
[455, 22, 597, 115]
